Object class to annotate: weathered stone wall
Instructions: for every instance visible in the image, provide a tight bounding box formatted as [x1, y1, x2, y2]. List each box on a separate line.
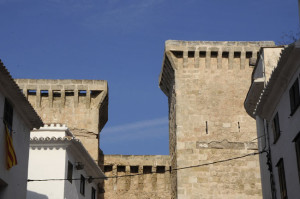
[159, 40, 275, 198]
[103, 155, 171, 199]
[15, 79, 108, 161]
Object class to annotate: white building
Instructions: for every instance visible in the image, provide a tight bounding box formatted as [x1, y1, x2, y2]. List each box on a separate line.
[27, 124, 106, 199]
[0, 61, 43, 198]
[245, 42, 300, 198]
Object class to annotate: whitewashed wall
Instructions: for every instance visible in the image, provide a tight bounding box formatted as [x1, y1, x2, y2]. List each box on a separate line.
[27, 146, 66, 199]
[0, 92, 31, 199]
[27, 140, 98, 199]
[267, 67, 300, 198]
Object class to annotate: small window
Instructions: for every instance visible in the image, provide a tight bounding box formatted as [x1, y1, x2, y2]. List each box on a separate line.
[272, 112, 280, 143]
[27, 90, 36, 96]
[171, 51, 183, 58]
[80, 175, 85, 195]
[91, 90, 101, 98]
[289, 78, 300, 115]
[188, 51, 195, 58]
[246, 51, 252, 58]
[79, 90, 87, 96]
[117, 165, 125, 172]
[91, 187, 96, 199]
[211, 51, 218, 58]
[67, 161, 73, 183]
[294, 132, 300, 183]
[199, 51, 206, 58]
[53, 90, 61, 98]
[65, 90, 74, 96]
[104, 165, 112, 172]
[156, 166, 165, 173]
[234, 52, 241, 58]
[276, 159, 287, 199]
[130, 166, 139, 173]
[3, 99, 13, 131]
[222, 52, 229, 58]
[143, 166, 152, 174]
[41, 90, 49, 97]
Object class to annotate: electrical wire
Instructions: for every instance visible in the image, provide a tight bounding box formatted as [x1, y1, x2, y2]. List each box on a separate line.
[27, 151, 265, 182]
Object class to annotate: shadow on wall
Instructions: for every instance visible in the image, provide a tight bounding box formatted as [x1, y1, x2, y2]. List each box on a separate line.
[27, 190, 49, 199]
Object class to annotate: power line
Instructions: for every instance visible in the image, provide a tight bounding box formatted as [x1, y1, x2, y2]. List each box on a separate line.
[27, 151, 264, 182]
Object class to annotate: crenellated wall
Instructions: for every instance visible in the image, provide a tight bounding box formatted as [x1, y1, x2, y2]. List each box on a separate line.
[159, 40, 276, 199]
[103, 155, 171, 199]
[15, 79, 108, 161]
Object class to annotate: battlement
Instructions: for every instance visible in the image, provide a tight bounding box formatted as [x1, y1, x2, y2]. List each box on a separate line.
[103, 155, 171, 199]
[159, 40, 275, 96]
[15, 79, 108, 160]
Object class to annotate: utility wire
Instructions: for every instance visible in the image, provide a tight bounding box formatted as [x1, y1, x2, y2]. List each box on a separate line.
[27, 151, 264, 182]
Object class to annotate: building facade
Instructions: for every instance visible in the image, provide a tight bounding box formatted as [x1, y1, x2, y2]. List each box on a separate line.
[0, 61, 43, 199]
[245, 42, 300, 198]
[159, 40, 275, 199]
[27, 124, 106, 199]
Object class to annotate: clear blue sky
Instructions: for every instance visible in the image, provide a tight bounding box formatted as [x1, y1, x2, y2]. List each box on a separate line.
[0, 0, 298, 155]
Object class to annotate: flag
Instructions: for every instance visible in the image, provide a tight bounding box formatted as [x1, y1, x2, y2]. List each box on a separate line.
[5, 124, 17, 169]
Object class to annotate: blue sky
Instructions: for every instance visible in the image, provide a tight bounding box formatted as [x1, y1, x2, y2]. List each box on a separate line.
[0, 0, 298, 155]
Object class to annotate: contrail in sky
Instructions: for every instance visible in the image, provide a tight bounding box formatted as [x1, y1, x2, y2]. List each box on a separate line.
[103, 117, 168, 134]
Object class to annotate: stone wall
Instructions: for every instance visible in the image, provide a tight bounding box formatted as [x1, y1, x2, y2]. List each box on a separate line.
[103, 155, 171, 199]
[15, 79, 108, 161]
[159, 40, 275, 198]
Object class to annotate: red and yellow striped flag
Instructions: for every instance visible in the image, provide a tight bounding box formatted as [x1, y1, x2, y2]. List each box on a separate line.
[5, 124, 17, 169]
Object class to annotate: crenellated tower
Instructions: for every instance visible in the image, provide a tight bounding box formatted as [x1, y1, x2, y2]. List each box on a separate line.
[15, 79, 108, 161]
[159, 40, 275, 198]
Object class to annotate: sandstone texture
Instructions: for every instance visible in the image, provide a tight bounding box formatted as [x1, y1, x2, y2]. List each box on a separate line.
[15, 79, 108, 161]
[103, 155, 171, 199]
[159, 40, 275, 199]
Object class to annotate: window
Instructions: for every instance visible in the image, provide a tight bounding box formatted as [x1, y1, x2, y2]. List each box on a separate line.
[188, 51, 195, 58]
[156, 166, 165, 173]
[104, 165, 112, 172]
[294, 132, 300, 183]
[67, 161, 73, 183]
[199, 51, 206, 58]
[222, 52, 229, 58]
[276, 159, 287, 199]
[41, 90, 49, 97]
[117, 165, 125, 172]
[289, 78, 300, 115]
[130, 166, 139, 173]
[80, 175, 85, 195]
[143, 166, 152, 174]
[272, 112, 280, 143]
[91, 187, 96, 199]
[3, 99, 13, 133]
[211, 51, 218, 58]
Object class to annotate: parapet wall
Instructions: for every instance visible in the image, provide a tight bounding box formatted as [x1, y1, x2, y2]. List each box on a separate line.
[103, 155, 171, 199]
[15, 79, 108, 160]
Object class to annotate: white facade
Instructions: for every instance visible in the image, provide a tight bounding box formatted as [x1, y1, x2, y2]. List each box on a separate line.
[27, 124, 106, 199]
[0, 62, 43, 199]
[245, 43, 300, 198]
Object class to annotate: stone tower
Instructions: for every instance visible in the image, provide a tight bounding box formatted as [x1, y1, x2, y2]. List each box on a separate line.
[159, 40, 275, 198]
[15, 79, 108, 161]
